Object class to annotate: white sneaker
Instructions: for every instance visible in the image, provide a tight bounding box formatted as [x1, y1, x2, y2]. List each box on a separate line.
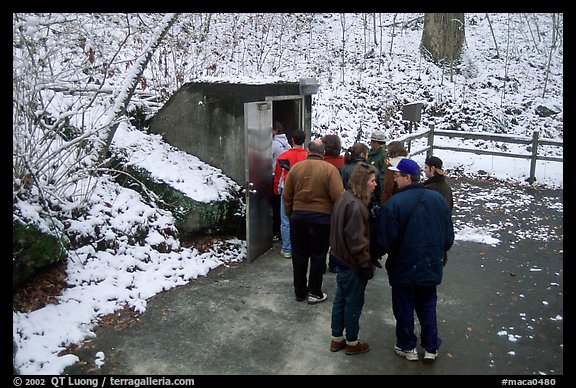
[281, 250, 292, 259]
[307, 292, 328, 304]
[424, 350, 437, 361]
[394, 346, 419, 361]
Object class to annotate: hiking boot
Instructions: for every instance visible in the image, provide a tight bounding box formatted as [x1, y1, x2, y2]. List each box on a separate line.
[307, 292, 328, 304]
[394, 346, 419, 361]
[330, 339, 347, 352]
[424, 350, 437, 362]
[281, 250, 292, 259]
[345, 340, 370, 355]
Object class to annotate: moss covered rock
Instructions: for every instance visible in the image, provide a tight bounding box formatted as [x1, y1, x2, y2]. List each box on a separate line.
[111, 157, 245, 236]
[13, 219, 68, 290]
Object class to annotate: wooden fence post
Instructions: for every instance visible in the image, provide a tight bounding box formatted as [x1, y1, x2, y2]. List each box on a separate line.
[528, 131, 539, 184]
[427, 123, 435, 158]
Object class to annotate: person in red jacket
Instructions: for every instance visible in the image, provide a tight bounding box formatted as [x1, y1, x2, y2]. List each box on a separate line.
[274, 130, 307, 259]
[322, 134, 345, 273]
[322, 134, 344, 169]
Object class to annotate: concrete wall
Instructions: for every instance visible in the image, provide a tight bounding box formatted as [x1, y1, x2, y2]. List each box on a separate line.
[148, 81, 311, 186]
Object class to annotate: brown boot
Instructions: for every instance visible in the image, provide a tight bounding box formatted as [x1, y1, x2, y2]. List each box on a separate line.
[345, 340, 370, 355]
[330, 339, 347, 352]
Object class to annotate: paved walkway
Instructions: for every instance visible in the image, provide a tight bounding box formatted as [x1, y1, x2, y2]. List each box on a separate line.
[64, 176, 563, 376]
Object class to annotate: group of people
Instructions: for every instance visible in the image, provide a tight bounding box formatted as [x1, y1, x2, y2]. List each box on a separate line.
[271, 124, 455, 362]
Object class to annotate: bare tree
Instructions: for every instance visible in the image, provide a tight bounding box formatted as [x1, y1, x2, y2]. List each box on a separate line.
[501, 14, 511, 106]
[99, 13, 180, 162]
[372, 13, 378, 47]
[340, 13, 347, 84]
[485, 13, 500, 58]
[389, 13, 397, 56]
[523, 13, 542, 55]
[13, 13, 180, 230]
[542, 13, 561, 98]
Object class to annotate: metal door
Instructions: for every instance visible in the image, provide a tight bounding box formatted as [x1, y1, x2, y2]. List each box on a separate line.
[244, 101, 273, 261]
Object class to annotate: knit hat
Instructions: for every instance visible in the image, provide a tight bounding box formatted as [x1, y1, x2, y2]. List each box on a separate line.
[388, 158, 420, 177]
[425, 156, 445, 176]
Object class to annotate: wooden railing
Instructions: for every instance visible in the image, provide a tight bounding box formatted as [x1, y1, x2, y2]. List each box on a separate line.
[394, 124, 563, 184]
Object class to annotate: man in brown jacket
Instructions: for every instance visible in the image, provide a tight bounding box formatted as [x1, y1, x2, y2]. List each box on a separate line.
[282, 139, 345, 304]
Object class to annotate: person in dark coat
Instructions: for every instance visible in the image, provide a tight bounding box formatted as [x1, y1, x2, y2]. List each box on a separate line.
[423, 155, 454, 267]
[333, 143, 382, 273]
[329, 162, 378, 356]
[374, 158, 454, 362]
[423, 155, 453, 212]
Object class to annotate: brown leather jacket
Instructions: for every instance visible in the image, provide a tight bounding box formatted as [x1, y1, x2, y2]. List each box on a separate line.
[329, 190, 372, 270]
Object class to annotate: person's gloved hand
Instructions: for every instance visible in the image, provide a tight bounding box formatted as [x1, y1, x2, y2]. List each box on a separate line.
[360, 265, 375, 280]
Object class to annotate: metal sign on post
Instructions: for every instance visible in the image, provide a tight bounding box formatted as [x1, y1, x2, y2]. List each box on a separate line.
[402, 102, 423, 122]
[402, 102, 423, 153]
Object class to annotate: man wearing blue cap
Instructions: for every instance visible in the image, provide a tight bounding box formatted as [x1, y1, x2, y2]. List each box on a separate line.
[374, 158, 454, 362]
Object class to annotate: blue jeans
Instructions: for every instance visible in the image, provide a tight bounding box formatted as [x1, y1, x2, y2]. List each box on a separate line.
[331, 266, 368, 342]
[391, 285, 441, 352]
[280, 194, 291, 253]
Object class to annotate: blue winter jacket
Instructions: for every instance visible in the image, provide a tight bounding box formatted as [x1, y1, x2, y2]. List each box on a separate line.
[374, 183, 454, 286]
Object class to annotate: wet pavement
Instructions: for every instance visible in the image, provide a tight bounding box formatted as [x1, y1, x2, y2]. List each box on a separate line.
[64, 175, 563, 376]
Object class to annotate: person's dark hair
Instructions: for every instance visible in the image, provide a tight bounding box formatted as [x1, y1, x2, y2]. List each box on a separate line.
[344, 143, 369, 164]
[292, 129, 306, 146]
[387, 141, 408, 158]
[321, 134, 342, 157]
[308, 139, 325, 154]
[349, 163, 377, 206]
[273, 121, 284, 134]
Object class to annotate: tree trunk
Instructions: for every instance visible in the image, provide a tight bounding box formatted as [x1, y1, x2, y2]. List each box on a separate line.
[421, 13, 465, 64]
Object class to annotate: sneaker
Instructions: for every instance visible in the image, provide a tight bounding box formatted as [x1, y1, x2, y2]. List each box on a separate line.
[345, 340, 370, 355]
[295, 293, 307, 302]
[307, 292, 328, 305]
[281, 250, 292, 259]
[272, 235, 280, 242]
[330, 340, 347, 352]
[394, 346, 419, 361]
[424, 350, 437, 362]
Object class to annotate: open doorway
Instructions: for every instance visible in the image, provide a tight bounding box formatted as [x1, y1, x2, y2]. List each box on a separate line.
[271, 98, 303, 146]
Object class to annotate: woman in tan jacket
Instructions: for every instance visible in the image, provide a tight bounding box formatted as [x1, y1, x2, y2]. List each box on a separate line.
[380, 141, 409, 204]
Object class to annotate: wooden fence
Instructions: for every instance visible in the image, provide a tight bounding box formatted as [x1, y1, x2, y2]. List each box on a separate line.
[394, 124, 563, 184]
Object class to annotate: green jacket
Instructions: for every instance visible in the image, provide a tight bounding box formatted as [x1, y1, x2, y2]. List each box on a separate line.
[368, 146, 387, 183]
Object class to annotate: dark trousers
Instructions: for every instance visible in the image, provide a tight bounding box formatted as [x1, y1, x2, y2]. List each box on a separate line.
[290, 218, 330, 298]
[331, 267, 368, 342]
[391, 285, 441, 353]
